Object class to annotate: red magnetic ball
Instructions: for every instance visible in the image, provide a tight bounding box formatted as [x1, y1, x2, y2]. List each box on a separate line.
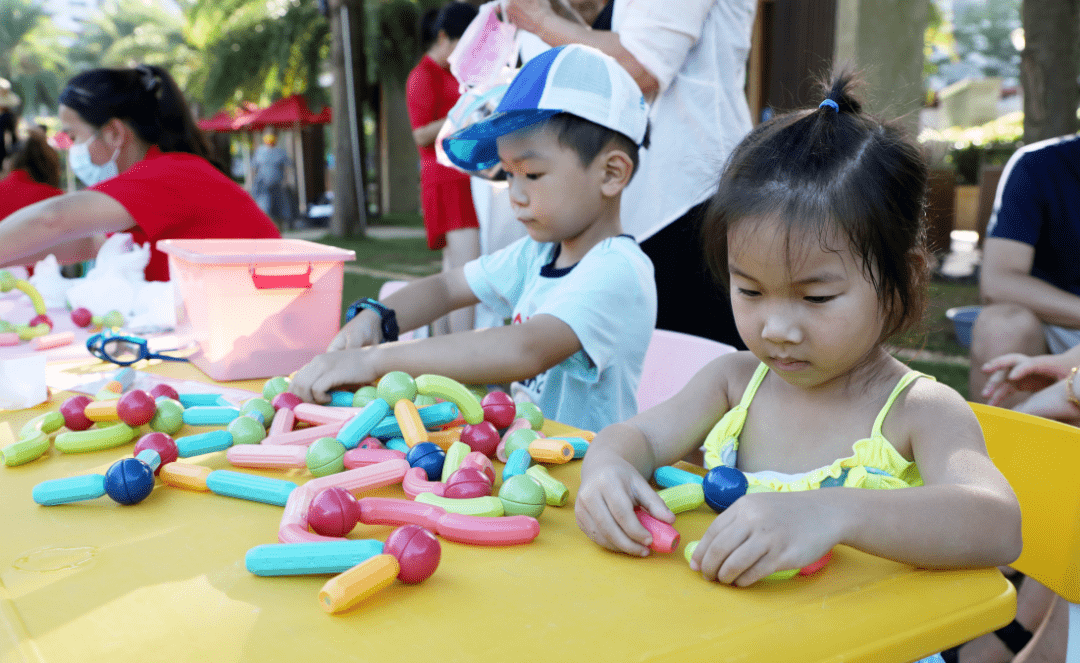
[133, 432, 178, 473]
[70, 307, 93, 328]
[60, 394, 95, 431]
[307, 487, 362, 538]
[383, 524, 441, 584]
[149, 383, 180, 402]
[271, 392, 303, 411]
[28, 314, 53, 331]
[444, 468, 492, 499]
[481, 391, 516, 430]
[460, 421, 500, 457]
[117, 390, 156, 427]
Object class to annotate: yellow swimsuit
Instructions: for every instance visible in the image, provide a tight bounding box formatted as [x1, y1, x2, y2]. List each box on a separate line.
[702, 363, 930, 493]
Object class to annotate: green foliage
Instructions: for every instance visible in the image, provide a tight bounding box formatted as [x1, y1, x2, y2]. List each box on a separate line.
[69, 0, 199, 77]
[919, 111, 1023, 184]
[0, 0, 71, 112]
[951, 0, 1021, 80]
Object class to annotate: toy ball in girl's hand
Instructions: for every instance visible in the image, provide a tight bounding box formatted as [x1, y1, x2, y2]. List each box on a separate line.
[70, 308, 93, 328]
[383, 524, 441, 584]
[60, 394, 95, 431]
[702, 466, 749, 513]
[149, 383, 180, 402]
[480, 391, 516, 430]
[307, 486, 362, 537]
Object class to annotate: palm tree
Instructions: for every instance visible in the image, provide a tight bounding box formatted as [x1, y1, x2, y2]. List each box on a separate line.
[0, 0, 70, 116]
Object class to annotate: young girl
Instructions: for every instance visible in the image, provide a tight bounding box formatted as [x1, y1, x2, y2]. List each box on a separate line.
[575, 75, 1022, 590]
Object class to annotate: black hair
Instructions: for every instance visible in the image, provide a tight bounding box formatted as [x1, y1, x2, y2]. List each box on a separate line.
[434, 2, 478, 40]
[59, 65, 220, 170]
[7, 129, 60, 188]
[701, 73, 930, 341]
[419, 6, 441, 50]
[543, 112, 649, 182]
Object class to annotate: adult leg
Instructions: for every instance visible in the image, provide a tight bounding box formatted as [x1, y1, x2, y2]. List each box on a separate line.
[954, 578, 1056, 663]
[1013, 594, 1069, 663]
[968, 303, 1048, 405]
[639, 202, 745, 350]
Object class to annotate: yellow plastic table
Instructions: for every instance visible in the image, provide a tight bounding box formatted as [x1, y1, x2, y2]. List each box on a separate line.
[1, 360, 1015, 663]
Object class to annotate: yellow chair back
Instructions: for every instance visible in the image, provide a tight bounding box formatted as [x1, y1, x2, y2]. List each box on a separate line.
[972, 402, 1080, 602]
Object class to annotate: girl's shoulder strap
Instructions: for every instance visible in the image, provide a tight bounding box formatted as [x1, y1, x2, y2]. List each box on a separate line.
[737, 362, 770, 409]
[871, 370, 936, 436]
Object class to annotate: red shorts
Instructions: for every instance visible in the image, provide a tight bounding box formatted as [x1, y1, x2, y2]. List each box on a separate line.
[421, 175, 479, 251]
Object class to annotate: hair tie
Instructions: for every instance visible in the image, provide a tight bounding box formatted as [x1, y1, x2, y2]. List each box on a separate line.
[819, 98, 839, 113]
[136, 65, 160, 94]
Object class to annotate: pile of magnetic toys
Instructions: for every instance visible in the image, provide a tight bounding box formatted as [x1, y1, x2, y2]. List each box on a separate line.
[5, 371, 831, 615]
[0, 269, 125, 349]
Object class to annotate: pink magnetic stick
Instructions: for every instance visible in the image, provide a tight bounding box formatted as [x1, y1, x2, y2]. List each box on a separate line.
[402, 466, 446, 498]
[0, 332, 20, 346]
[358, 497, 446, 530]
[304, 458, 410, 496]
[227, 444, 307, 469]
[342, 447, 407, 469]
[358, 496, 540, 546]
[262, 421, 343, 446]
[31, 331, 75, 350]
[268, 408, 296, 435]
[635, 508, 680, 553]
[458, 451, 496, 483]
[292, 403, 359, 425]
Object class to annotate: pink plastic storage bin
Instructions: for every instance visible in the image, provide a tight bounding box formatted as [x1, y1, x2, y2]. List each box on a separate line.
[158, 238, 356, 381]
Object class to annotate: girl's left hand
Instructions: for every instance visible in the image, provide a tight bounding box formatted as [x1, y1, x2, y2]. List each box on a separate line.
[690, 491, 840, 586]
[289, 349, 378, 404]
[504, 0, 555, 33]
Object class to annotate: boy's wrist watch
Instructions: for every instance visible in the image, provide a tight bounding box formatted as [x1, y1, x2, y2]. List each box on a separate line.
[345, 297, 399, 343]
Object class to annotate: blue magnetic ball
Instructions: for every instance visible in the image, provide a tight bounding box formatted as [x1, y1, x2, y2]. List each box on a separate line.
[406, 442, 446, 481]
[702, 466, 749, 513]
[104, 458, 155, 505]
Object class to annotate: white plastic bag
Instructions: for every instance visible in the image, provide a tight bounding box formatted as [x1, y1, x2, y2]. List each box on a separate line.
[436, 0, 521, 179]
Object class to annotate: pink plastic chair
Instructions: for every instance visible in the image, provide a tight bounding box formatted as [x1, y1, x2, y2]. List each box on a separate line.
[637, 329, 737, 411]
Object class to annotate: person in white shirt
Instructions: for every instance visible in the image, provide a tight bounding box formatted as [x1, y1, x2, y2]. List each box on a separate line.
[505, 0, 757, 348]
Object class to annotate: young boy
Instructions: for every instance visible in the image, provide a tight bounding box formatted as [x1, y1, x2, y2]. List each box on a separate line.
[289, 45, 657, 432]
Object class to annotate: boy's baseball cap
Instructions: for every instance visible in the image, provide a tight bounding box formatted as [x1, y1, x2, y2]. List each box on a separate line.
[442, 44, 648, 172]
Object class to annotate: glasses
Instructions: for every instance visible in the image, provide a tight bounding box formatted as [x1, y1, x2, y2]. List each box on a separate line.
[86, 332, 189, 367]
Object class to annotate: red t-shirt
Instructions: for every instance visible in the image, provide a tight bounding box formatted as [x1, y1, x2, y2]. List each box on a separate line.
[406, 54, 470, 184]
[0, 169, 64, 219]
[93, 147, 281, 281]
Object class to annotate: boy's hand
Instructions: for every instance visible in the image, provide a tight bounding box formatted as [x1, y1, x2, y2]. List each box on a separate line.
[327, 310, 382, 352]
[289, 349, 379, 404]
[690, 491, 838, 586]
[575, 458, 675, 557]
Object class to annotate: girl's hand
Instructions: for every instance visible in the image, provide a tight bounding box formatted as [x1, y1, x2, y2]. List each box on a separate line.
[288, 349, 378, 404]
[690, 491, 840, 586]
[504, 0, 555, 34]
[575, 458, 675, 557]
[981, 352, 1070, 406]
[327, 310, 382, 352]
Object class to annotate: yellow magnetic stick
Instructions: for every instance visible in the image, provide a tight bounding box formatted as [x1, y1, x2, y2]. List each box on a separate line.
[684, 540, 799, 581]
[658, 483, 705, 513]
[414, 374, 484, 425]
[16, 324, 49, 341]
[160, 463, 212, 491]
[394, 399, 428, 447]
[440, 440, 470, 482]
[525, 465, 569, 506]
[55, 422, 136, 453]
[14, 280, 46, 315]
[426, 427, 463, 451]
[319, 554, 400, 614]
[415, 493, 504, 517]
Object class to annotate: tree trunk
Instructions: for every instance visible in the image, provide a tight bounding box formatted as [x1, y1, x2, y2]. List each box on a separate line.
[380, 81, 420, 215]
[1020, 0, 1080, 144]
[329, 0, 369, 237]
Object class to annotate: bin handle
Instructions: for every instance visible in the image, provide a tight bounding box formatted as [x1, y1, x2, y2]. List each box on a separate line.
[249, 264, 312, 290]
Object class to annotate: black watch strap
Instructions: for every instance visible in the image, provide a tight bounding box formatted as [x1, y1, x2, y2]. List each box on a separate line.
[345, 297, 399, 342]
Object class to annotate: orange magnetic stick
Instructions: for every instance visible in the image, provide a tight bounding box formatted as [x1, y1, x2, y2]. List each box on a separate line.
[528, 439, 574, 464]
[426, 427, 463, 451]
[319, 554, 400, 613]
[159, 463, 213, 491]
[84, 400, 120, 422]
[394, 399, 428, 447]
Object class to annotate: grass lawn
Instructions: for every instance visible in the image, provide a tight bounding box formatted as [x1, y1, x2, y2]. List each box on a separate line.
[313, 219, 980, 397]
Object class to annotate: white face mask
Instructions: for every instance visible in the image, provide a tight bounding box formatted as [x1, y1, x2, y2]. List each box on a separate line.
[68, 135, 119, 186]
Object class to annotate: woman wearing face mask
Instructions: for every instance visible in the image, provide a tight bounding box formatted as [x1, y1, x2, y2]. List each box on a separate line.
[0, 65, 280, 281]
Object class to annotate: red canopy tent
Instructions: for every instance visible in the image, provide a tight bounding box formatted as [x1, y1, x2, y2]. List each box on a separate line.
[236, 94, 322, 131]
[197, 110, 235, 132]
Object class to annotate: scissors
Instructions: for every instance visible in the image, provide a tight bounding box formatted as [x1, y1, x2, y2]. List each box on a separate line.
[86, 331, 189, 367]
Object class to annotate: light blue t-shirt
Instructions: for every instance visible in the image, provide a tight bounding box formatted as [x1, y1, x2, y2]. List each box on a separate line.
[463, 235, 657, 432]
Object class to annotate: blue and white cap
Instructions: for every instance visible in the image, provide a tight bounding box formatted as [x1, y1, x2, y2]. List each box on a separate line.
[442, 44, 649, 172]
